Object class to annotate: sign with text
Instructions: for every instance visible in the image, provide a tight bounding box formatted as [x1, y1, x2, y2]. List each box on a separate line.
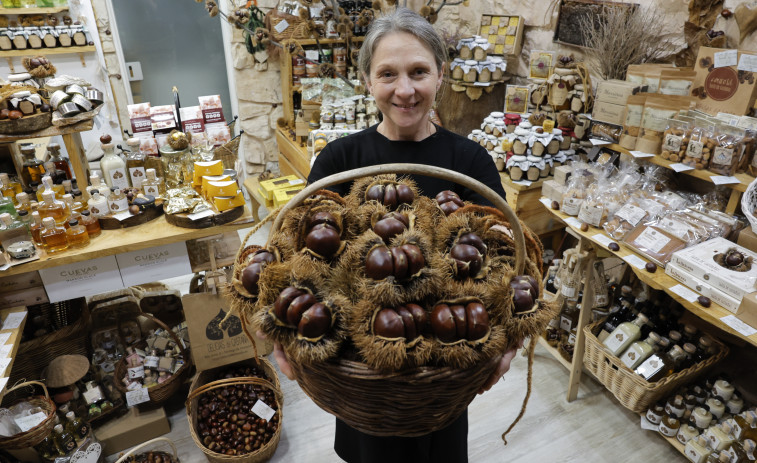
[39, 256, 123, 303]
[116, 242, 191, 287]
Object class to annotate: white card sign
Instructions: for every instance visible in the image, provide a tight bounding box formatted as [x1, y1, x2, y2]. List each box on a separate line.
[623, 254, 647, 270]
[0, 333, 10, 346]
[15, 411, 47, 432]
[738, 54, 757, 72]
[592, 233, 616, 249]
[629, 151, 655, 158]
[710, 176, 741, 185]
[39, 256, 123, 303]
[720, 315, 757, 337]
[127, 365, 145, 379]
[714, 49, 738, 68]
[670, 163, 694, 172]
[252, 399, 276, 421]
[670, 284, 699, 303]
[1, 312, 26, 331]
[125, 387, 150, 407]
[116, 242, 191, 287]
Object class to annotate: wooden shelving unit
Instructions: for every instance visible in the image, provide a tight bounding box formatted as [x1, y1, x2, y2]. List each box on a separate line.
[0, 45, 95, 58]
[0, 306, 28, 402]
[0, 6, 67, 14]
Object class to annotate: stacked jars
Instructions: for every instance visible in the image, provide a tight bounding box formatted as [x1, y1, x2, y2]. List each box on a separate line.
[451, 36, 507, 85]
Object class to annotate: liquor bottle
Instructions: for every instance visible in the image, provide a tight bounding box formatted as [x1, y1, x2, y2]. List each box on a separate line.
[602, 313, 649, 356]
[52, 423, 77, 455]
[620, 332, 660, 369]
[36, 175, 65, 202]
[63, 193, 85, 216]
[88, 190, 108, 218]
[15, 192, 31, 214]
[44, 161, 66, 185]
[559, 299, 579, 335]
[20, 143, 44, 186]
[64, 411, 89, 443]
[125, 141, 147, 189]
[78, 210, 101, 238]
[732, 411, 757, 441]
[41, 217, 68, 253]
[61, 179, 73, 196]
[683, 324, 699, 344]
[726, 439, 756, 463]
[141, 168, 163, 198]
[597, 285, 635, 342]
[71, 188, 87, 209]
[99, 134, 130, 190]
[29, 211, 43, 246]
[696, 337, 716, 362]
[48, 143, 72, 180]
[106, 187, 128, 214]
[634, 344, 688, 382]
[34, 434, 60, 460]
[16, 209, 30, 226]
[544, 260, 559, 294]
[0, 173, 18, 204]
[86, 173, 108, 198]
[65, 219, 89, 249]
[680, 343, 699, 371]
[39, 191, 67, 225]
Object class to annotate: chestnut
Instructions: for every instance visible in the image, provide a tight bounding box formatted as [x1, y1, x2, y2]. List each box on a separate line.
[457, 232, 487, 255]
[608, 242, 620, 252]
[512, 288, 535, 315]
[406, 303, 430, 336]
[365, 246, 394, 280]
[511, 275, 539, 299]
[580, 222, 589, 232]
[645, 262, 657, 273]
[391, 247, 409, 280]
[450, 304, 467, 339]
[395, 305, 416, 340]
[382, 211, 409, 227]
[551, 201, 560, 210]
[374, 308, 404, 338]
[435, 190, 463, 206]
[273, 287, 305, 323]
[383, 184, 398, 208]
[698, 296, 711, 308]
[8, 110, 22, 120]
[0, 109, 8, 120]
[465, 302, 489, 340]
[725, 251, 744, 267]
[250, 249, 275, 265]
[373, 217, 407, 243]
[449, 243, 483, 279]
[396, 184, 415, 205]
[100, 134, 112, 144]
[305, 223, 341, 258]
[399, 244, 425, 276]
[366, 184, 384, 202]
[308, 211, 338, 230]
[439, 200, 461, 216]
[431, 303, 457, 343]
[297, 302, 331, 338]
[286, 293, 317, 326]
[29, 57, 41, 67]
[241, 262, 263, 295]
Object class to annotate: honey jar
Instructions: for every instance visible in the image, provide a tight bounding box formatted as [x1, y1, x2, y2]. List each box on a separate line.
[463, 60, 478, 83]
[450, 58, 465, 80]
[458, 38, 474, 59]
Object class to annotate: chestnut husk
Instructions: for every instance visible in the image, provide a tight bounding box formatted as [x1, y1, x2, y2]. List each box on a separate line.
[344, 173, 419, 211]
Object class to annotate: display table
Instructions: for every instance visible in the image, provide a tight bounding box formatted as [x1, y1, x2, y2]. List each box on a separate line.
[242, 176, 267, 222]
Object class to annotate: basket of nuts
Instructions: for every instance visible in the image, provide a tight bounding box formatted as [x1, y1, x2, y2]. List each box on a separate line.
[228, 163, 555, 441]
[115, 437, 179, 463]
[186, 359, 282, 462]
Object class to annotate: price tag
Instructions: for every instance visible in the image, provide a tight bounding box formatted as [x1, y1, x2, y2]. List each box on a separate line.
[670, 284, 699, 303]
[289, 178, 304, 185]
[512, 179, 533, 186]
[539, 197, 551, 208]
[669, 163, 694, 172]
[0, 345, 11, 358]
[592, 233, 616, 249]
[116, 242, 191, 288]
[564, 217, 582, 229]
[0, 377, 8, 395]
[623, 254, 647, 270]
[473, 81, 492, 87]
[112, 211, 133, 221]
[187, 209, 215, 221]
[305, 50, 319, 62]
[0, 358, 11, 376]
[738, 54, 757, 72]
[273, 19, 289, 34]
[640, 415, 658, 431]
[629, 150, 655, 158]
[720, 315, 757, 337]
[0, 333, 10, 345]
[1, 312, 26, 331]
[714, 49, 738, 68]
[126, 387, 151, 407]
[251, 399, 276, 421]
[128, 365, 145, 379]
[710, 176, 741, 185]
[589, 138, 611, 146]
[15, 411, 47, 432]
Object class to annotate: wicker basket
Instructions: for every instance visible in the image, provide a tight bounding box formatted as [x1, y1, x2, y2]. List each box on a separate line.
[741, 176, 757, 233]
[114, 437, 179, 463]
[264, 8, 309, 43]
[113, 312, 192, 406]
[238, 163, 533, 438]
[582, 321, 729, 413]
[186, 357, 283, 463]
[0, 381, 57, 449]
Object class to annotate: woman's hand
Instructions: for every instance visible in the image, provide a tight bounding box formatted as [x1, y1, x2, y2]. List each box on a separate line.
[257, 330, 295, 380]
[477, 339, 525, 395]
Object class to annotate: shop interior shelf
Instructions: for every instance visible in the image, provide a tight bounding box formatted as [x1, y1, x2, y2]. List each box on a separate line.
[0, 45, 95, 58]
[541, 198, 757, 348]
[0, 6, 67, 14]
[536, 335, 573, 371]
[637, 413, 688, 457]
[0, 306, 28, 402]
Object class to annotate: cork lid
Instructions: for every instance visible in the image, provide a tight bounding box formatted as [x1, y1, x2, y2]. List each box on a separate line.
[44, 354, 90, 387]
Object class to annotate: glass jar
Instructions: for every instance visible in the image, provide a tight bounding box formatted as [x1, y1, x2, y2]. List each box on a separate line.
[365, 96, 378, 116]
[478, 60, 492, 83]
[463, 60, 478, 83]
[505, 114, 521, 134]
[458, 38, 474, 60]
[450, 58, 465, 80]
[468, 129, 484, 143]
[482, 116, 496, 134]
[493, 147, 506, 171]
[507, 155, 528, 181]
[485, 134, 498, 151]
[493, 120, 506, 138]
[677, 423, 699, 445]
[356, 113, 368, 130]
[646, 402, 665, 425]
[490, 57, 505, 81]
[333, 46, 347, 63]
[526, 155, 542, 181]
[473, 37, 489, 61]
[344, 101, 356, 123]
[306, 62, 319, 78]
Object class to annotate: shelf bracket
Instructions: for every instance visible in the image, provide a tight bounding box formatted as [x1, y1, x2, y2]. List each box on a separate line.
[5, 57, 13, 74]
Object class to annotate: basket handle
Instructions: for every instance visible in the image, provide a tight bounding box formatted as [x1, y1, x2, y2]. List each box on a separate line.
[269, 163, 526, 274]
[114, 437, 178, 463]
[185, 376, 281, 416]
[6, 380, 49, 400]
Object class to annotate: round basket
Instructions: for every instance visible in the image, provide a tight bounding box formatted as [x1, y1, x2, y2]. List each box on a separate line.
[185, 358, 283, 463]
[741, 176, 757, 233]
[114, 437, 179, 463]
[0, 381, 57, 449]
[240, 163, 535, 439]
[112, 312, 192, 406]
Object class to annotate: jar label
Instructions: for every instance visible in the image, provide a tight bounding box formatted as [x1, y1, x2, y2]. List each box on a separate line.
[144, 184, 160, 197]
[108, 197, 129, 213]
[659, 422, 677, 437]
[578, 203, 604, 227]
[559, 315, 573, 332]
[713, 146, 734, 165]
[602, 330, 628, 354]
[676, 428, 691, 445]
[128, 365, 145, 379]
[561, 285, 576, 298]
[615, 204, 646, 227]
[129, 167, 146, 188]
[732, 423, 743, 439]
[144, 355, 159, 368]
[620, 348, 640, 368]
[562, 197, 583, 216]
[646, 409, 662, 425]
[686, 140, 704, 159]
[108, 167, 129, 189]
[83, 386, 104, 405]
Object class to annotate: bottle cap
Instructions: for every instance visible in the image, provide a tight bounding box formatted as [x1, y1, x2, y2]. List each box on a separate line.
[621, 285, 633, 295]
[669, 330, 682, 341]
[17, 210, 28, 217]
[0, 173, 7, 181]
[66, 411, 74, 420]
[71, 188, 82, 197]
[91, 189, 99, 196]
[16, 192, 28, 202]
[54, 424, 63, 433]
[111, 187, 118, 193]
[637, 313, 649, 324]
[81, 210, 90, 216]
[698, 336, 713, 347]
[68, 219, 79, 227]
[683, 343, 697, 354]
[684, 324, 698, 336]
[42, 190, 54, 201]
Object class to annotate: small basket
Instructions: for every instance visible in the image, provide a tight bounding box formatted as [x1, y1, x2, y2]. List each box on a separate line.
[113, 312, 193, 406]
[582, 321, 729, 414]
[0, 381, 57, 449]
[741, 176, 757, 234]
[114, 437, 179, 463]
[264, 9, 309, 43]
[186, 357, 283, 463]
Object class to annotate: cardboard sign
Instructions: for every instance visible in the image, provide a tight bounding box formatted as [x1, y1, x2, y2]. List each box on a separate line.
[182, 292, 271, 371]
[39, 256, 123, 303]
[116, 242, 191, 287]
[691, 47, 757, 116]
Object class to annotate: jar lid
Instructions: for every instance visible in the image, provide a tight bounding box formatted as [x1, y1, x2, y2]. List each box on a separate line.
[494, 120, 505, 126]
[480, 60, 492, 65]
[494, 147, 505, 154]
[471, 129, 483, 134]
[474, 37, 489, 44]
[452, 58, 464, 63]
[490, 111, 504, 118]
[459, 37, 474, 44]
[490, 57, 503, 64]
[484, 116, 495, 123]
[464, 60, 478, 66]
[511, 155, 527, 161]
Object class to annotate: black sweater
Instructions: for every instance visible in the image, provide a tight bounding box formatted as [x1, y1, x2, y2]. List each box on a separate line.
[307, 124, 507, 205]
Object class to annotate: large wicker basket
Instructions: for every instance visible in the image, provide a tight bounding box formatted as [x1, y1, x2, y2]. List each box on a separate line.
[233, 163, 537, 439]
[114, 437, 179, 463]
[0, 381, 57, 449]
[582, 321, 729, 413]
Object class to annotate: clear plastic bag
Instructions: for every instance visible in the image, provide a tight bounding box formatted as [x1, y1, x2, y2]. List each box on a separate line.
[682, 120, 715, 170]
[710, 124, 746, 176]
[660, 119, 690, 163]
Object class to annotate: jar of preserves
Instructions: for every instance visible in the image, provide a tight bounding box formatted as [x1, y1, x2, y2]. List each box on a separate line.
[463, 60, 478, 83]
[458, 38, 474, 60]
[478, 59, 492, 83]
[450, 58, 465, 80]
[472, 37, 489, 61]
[490, 56, 505, 81]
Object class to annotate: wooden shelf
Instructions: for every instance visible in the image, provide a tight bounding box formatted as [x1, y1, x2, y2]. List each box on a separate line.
[242, 176, 269, 223]
[0, 119, 92, 143]
[536, 336, 573, 371]
[0, 207, 255, 277]
[0, 45, 95, 58]
[275, 126, 310, 179]
[499, 173, 547, 192]
[0, 306, 28, 402]
[0, 6, 67, 14]
[541, 198, 757, 348]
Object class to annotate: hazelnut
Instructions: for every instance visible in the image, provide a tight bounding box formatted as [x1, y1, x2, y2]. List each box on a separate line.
[645, 262, 657, 273]
[305, 223, 341, 258]
[609, 242, 620, 252]
[697, 296, 711, 308]
[551, 201, 560, 210]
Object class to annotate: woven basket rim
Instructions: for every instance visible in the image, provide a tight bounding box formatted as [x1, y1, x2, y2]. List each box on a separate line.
[0, 382, 57, 449]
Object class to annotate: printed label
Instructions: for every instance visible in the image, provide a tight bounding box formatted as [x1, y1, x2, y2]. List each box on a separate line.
[578, 203, 604, 227]
[561, 285, 576, 298]
[83, 387, 104, 405]
[128, 365, 145, 379]
[633, 227, 671, 254]
[130, 116, 152, 134]
[202, 108, 225, 125]
[562, 197, 583, 216]
[559, 315, 573, 332]
[676, 430, 688, 445]
[568, 332, 576, 345]
[108, 197, 129, 213]
[144, 355, 159, 368]
[659, 219, 690, 240]
[126, 387, 150, 407]
[143, 184, 160, 197]
[15, 412, 47, 432]
[615, 204, 646, 227]
[108, 167, 129, 190]
[621, 349, 638, 368]
[252, 400, 276, 421]
[713, 146, 734, 165]
[686, 140, 704, 159]
[662, 134, 683, 152]
[636, 356, 662, 380]
[595, 292, 609, 307]
[128, 167, 146, 189]
[646, 410, 661, 424]
[660, 80, 693, 96]
[659, 422, 677, 437]
[602, 330, 628, 354]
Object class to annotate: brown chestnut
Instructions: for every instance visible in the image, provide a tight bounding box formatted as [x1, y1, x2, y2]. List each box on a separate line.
[365, 246, 393, 280]
[435, 190, 463, 206]
[395, 305, 416, 341]
[580, 222, 589, 232]
[382, 211, 409, 227]
[645, 262, 657, 273]
[431, 304, 457, 343]
[40, 103, 52, 113]
[100, 134, 112, 144]
[308, 211, 338, 230]
[457, 232, 487, 255]
[608, 242, 620, 252]
[391, 246, 409, 280]
[305, 223, 341, 258]
[399, 244, 425, 276]
[286, 293, 317, 326]
[129, 204, 140, 215]
[8, 110, 22, 120]
[450, 304, 467, 339]
[512, 289, 535, 315]
[297, 302, 331, 338]
[697, 296, 711, 307]
[551, 201, 560, 210]
[366, 184, 384, 202]
[439, 200, 461, 216]
[725, 251, 744, 267]
[250, 249, 275, 265]
[273, 287, 305, 323]
[511, 275, 539, 299]
[465, 302, 489, 340]
[383, 184, 398, 209]
[0, 109, 8, 120]
[449, 244, 483, 279]
[374, 308, 404, 338]
[373, 217, 407, 243]
[241, 262, 263, 295]
[396, 184, 415, 205]
[406, 303, 430, 336]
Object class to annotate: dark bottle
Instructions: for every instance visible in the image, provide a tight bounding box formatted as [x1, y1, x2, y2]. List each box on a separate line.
[597, 285, 635, 342]
[635, 344, 688, 382]
[48, 143, 72, 180]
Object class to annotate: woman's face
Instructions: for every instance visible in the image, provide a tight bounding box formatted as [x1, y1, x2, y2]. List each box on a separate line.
[366, 31, 442, 141]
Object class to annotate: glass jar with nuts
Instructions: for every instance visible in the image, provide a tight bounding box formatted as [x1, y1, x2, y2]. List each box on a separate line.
[660, 119, 691, 164]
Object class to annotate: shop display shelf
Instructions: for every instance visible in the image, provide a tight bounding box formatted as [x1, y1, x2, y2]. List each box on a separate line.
[541, 198, 757, 348]
[275, 126, 310, 179]
[0, 306, 28, 403]
[500, 173, 563, 236]
[0, 45, 95, 58]
[0, 6, 67, 14]
[536, 335, 572, 371]
[242, 175, 269, 223]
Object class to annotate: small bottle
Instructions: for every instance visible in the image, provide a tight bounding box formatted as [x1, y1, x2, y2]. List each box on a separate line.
[0, 195, 16, 218]
[144, 349, 160, 368]
[620, 332, 660, 369]
[63, 193, 85, 216]
[0, 173, 17, 204]
[685, 436, 714, 463]
[107, 187, 129, 214]
[559, 299, 579, 335]
[141, 168, 163, 198]
[16, 209, 31, 227]
[44, 161, 67, 186]
[86, 173, 108, 198]
[36, 175, 64, 202]
[61, 179, 73, 196]
[39, 190, 67, 225]
[64, 411, 89, 443]
[603, 313, 649, 357]
[727, 439, 756, 463]
[21, 143, 44, 186]
[646, 401, 666, 425]
[597, 285, 635, 342]
[52, 423, 77, 455]
[690, 405, 714, 432]
[713, 379, 735, 402]
[677, 423, 700, 445]
[659, 412, 682, 437]
[683, 324, 699, 344]
[668, 330, 683, 346]
[99, 134, 130, 189]
[15, 192, 31, 214]
[634, 343, 688, 382]
[125, 346, 143, 368]
[41, 217, 68, 253]
[71, 188, 87, 209]
[680, 343, 699, 370]
[78, 210, 101, 238]
[696, 337, 716, 362]
[0, 212, 28, 233]
[34, 434, 60, 460]
[125, 140, 147, 189]
[29, 211, 43, 246]
[88, 190, 108, 218]
[48, 143, 72, 180]
[65, 219, 89, 249]
[665, 394, 687, 419]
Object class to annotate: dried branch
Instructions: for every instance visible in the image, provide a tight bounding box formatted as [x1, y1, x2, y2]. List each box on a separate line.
[579, 5, 677, 80]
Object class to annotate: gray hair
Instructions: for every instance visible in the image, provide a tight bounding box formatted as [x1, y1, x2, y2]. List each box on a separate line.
[358, 7, 447, 82]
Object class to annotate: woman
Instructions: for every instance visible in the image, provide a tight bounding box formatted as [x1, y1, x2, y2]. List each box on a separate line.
[273, 8, 520, 462]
